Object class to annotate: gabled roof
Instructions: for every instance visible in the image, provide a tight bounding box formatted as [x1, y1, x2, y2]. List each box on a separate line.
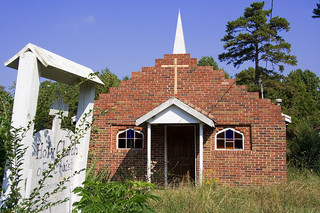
[4, 43, 104, 86]
[136, 97, 215, 127]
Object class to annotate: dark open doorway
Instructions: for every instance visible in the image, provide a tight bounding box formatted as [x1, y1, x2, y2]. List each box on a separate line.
[167, 125, 195, 183]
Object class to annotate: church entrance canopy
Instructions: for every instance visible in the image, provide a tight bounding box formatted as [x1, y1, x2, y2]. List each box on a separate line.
[136, 97, 215, 185]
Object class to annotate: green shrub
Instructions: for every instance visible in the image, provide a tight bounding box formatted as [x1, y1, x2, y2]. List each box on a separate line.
[72, 171, 159, 213]
[287, 118, 320, 172]
[0, 86, 13, 189]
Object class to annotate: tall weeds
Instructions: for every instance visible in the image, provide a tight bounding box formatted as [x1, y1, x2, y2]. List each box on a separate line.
[151, 167, 320, 213]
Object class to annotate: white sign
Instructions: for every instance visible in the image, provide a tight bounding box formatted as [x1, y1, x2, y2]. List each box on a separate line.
[2, 43, 103, 212]
[30, 99, 76, 212]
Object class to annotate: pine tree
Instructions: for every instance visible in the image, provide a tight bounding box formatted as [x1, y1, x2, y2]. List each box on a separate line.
[219, 1, 297, 85]
[313, 2, 320, 18]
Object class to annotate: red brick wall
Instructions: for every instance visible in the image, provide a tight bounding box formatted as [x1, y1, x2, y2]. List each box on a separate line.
[91, 54, 287, 186]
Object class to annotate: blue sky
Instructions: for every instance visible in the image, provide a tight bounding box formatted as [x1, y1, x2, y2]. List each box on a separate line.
[1, 0, 319, 89]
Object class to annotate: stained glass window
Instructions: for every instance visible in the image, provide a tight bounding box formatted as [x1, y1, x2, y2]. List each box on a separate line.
[117, 128, 143, 149]
[215, 128, 244, 150]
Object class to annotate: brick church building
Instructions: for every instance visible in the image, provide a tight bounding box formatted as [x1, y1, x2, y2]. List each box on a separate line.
[91, 12, 290, 186]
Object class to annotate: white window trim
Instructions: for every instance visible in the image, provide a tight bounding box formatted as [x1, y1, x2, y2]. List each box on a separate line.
[215, 128, 244, 151]
[117, 128, 144, 149]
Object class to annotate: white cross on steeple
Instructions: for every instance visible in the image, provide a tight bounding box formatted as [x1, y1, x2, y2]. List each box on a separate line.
[173, 10, 187, 54]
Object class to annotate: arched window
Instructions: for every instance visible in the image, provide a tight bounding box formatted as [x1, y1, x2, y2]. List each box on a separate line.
[117, 128, 144, 149]
[215, 128, 244, 150]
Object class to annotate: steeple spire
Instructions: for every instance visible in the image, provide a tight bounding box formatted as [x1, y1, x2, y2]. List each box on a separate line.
[173, 10, 186, 54]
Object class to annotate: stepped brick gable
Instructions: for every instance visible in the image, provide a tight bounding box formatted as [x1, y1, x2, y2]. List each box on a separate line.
[91, 53, 287, 186]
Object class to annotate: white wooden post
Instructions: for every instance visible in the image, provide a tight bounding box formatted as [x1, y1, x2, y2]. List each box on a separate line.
[147, 123, 151, 182]
[4, 51, 40, 198]
[194, 125, 197, 183]
[71, 81, 96, 204]
[164, 126, 168, 187]
[199, 122, 203, 186]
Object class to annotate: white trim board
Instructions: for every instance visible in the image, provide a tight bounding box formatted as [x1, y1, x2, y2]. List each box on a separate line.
[282, 113, 292, 123]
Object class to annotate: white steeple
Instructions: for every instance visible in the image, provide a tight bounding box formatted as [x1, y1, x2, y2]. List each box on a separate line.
[173, 10, 186, 54]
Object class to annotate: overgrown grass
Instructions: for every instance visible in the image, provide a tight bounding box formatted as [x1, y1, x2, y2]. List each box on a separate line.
[150, 168, 320, 213]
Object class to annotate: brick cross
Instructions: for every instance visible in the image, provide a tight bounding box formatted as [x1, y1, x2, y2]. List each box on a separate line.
[161, 58, 189, 95]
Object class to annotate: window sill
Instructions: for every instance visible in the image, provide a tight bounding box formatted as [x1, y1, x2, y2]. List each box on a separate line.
[116, 148, 144, 151]
[213, 150, 252, 156]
